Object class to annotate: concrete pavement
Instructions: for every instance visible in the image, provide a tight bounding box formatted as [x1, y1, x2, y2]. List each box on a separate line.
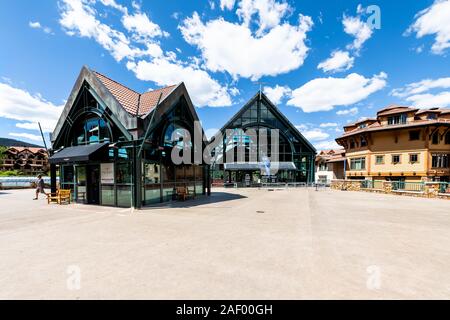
[1, 187, 450, 299]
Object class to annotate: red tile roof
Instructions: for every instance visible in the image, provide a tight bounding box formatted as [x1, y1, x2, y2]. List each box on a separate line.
[336, 105, 450, 141]
[316, 149, 345, 162]
[93, 71, 177, 116]
[377, 106, 418, 116]
[7, 147, 46, 154]
[139, 85, 177, 115]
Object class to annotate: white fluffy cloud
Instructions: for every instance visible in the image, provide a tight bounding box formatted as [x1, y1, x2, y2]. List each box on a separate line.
[391, 77, 450, 97]
[59, 0, 163, 61]
[0, 82, 63, 133]
[313, 140, 342, 150]
[9, 132, 43, 142]
[29, 21, 53, 34]
[296, 124, 340, 150]
[406, 0, 450, 55]
[319, 122, 338, 128]
[180, 11, 313, 80]
[236, 0, 292, 36]
[204, 127, 220, 140]
[122, 12, 168, 41]
[317, 5, 374, 75]
[301, 128, 330, 141]
[263, 85, 291, 104]
[391, 77, 450, 108]
[287, 72, 387, 113]
[220, 0, 236, 10]
[402, 92, 450, 108]
[317, 50, 354, 73]
[336, 107, 358, 116]
[29, 21, 41, 28]
[127, 59, 232, 107]
[99, 0, 128, 14]
[59, 0, 232, 107]
[343, 10, 373, 52]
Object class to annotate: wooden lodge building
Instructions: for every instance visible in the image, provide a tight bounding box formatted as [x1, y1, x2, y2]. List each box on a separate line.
[0, 147, 49, 174]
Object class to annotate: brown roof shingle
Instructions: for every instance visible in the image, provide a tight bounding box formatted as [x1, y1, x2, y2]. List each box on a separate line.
[140, 85, 177, 115]
[93, 71, 177, 117]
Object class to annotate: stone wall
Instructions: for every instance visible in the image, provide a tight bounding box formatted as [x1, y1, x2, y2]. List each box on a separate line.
[331, 180, 450, 200]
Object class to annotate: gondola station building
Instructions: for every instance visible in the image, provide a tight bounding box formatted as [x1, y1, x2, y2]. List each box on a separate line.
[210, 92, 316, 186]
[49, 66, 211, 208]
[49, 66, 316, 207]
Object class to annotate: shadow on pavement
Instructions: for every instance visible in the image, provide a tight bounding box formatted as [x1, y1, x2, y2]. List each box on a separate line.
[140, 191, 247, 210]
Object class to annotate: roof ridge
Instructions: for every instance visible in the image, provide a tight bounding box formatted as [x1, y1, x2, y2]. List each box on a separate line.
[141, 84, 177, 96]
[93, 70, 140, 95]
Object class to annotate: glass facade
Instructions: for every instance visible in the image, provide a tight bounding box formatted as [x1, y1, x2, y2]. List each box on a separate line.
[214, 93, 315, 184]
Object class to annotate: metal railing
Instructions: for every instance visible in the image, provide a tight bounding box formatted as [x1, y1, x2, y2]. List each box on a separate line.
[391, 181, 424, 192]
[360, 180, 384, 189]
[260, 182, 325, 189]
[438, 182, 450, 194]
[0, 176, 56, 188]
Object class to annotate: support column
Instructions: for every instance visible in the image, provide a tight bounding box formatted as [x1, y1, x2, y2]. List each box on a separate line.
[134, 145, 142, 209]
[309, 154, 315, 184]
[50, 164, 57, 193]
[206, 165, 211, 196]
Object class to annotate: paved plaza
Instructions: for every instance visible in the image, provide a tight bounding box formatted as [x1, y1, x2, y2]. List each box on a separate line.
[1, 187, 450, 299]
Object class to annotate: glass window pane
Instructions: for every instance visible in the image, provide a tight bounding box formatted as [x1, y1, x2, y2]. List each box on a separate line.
[144, 184, 160, 204]
[99, 119, 109, 142]
[116, 162, 132, 184]
[62, 165, 74, 183]
[118, 148, 132, 159]
[144, 163, 160, 184]
[101, 185, 115, 206]
[86, 118, 99, 143]
[117, 185, 132, 207]
[76, 166, 86, 202]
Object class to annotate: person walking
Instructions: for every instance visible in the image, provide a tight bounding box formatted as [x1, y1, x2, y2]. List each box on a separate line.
[33, 174, 47, 200]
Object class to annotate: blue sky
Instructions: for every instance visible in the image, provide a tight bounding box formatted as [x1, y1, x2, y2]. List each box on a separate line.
[0, 0, 449, 149]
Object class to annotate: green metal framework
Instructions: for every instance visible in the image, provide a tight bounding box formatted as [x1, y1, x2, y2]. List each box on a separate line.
[50, 67, 210, 208]
[212, 91, 316, 184]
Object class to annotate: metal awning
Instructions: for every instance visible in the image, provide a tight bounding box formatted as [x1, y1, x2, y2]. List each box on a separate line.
[224, 162, 297, 171]
[49, 142, 109, 164]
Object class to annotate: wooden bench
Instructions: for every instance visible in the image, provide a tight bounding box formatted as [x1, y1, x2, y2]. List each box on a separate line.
[175, 186, 194, 201]
[47, 189, 71, 204]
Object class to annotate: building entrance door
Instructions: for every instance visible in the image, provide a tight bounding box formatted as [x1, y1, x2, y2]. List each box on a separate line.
[87, 165, 100, 204]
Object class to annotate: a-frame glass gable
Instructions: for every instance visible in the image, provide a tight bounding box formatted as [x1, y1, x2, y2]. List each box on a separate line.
[212, 92, 316, 186]
[50, 81, 136, 207]
[138, 95, 208, 206]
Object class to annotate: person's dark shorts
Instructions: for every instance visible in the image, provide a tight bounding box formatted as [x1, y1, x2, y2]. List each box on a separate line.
[36, 186, 45, 193]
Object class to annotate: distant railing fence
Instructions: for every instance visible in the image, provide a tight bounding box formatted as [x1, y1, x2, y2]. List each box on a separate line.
[331, 179, 450, 199]
[0, 176, 58, 189]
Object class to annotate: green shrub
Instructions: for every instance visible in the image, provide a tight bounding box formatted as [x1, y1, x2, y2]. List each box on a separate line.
[0, 170, 24, 176]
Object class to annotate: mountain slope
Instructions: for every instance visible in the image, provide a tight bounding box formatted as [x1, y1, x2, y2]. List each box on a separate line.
[0, 137, 43, 148]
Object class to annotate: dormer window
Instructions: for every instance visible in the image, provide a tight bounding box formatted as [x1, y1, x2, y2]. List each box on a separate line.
[427, 113, 437, 120]
[387, 114, 407, 125]
[359, 123, 367, 129]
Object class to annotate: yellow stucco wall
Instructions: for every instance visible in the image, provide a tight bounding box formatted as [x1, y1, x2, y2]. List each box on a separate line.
[344, 126, 450, 180]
